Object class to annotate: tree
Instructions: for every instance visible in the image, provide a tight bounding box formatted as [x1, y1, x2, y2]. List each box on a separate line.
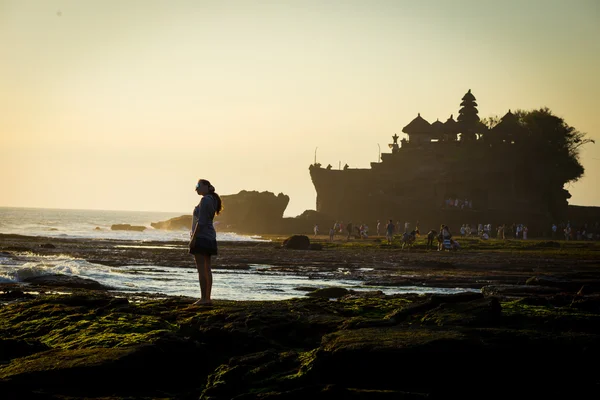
[483, 107, 594, 221]
[516, 107, 594, 184]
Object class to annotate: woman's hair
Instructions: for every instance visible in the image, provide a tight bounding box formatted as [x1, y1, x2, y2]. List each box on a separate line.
[198, 179, 223, 215]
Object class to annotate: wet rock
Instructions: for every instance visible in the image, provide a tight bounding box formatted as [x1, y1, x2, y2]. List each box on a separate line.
[482, 284, 561, 297]
[22, 274, 110, 290]
[307, 287, 349, 298]
[40, 243, 55, 249]
[525, 275, 594, 292]
[0, 288, 34, 301]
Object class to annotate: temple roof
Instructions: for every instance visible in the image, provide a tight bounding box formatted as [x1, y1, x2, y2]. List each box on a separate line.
[431, 119, 444, 138]
[443, 114, 459, 133]
[492, 109, 527, 135]
[431, 119, 444, 130]
[402, 113, 432, 134]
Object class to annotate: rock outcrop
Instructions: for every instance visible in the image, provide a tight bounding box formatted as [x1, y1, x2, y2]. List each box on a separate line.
[111, 224, 146, 232]
[23, 274, 110, 290]
[150, 215, 192, 231]
[151, 190, 291, 234]
[1, 290, 600, 398]
[215, 190, 290, 232]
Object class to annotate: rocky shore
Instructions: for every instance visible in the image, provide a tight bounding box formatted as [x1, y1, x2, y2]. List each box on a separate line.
[1, 233, 600, 399]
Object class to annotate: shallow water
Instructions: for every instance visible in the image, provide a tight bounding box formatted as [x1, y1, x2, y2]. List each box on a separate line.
[0, 252, 477, 301]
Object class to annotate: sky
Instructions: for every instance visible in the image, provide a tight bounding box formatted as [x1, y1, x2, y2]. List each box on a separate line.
[1, 0, 599, 216]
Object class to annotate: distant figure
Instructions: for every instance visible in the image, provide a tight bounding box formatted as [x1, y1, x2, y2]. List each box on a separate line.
[376, 220, 381, 236]
[346, 222, 354, 240]
[329, 227, 335, 242]
[385, 219, 395, 244]
[314, 224, 319, 237]
[190, 178, 223, 306]
[451, 239, 461, 251]
[426, 230, 437, 250]
[401, 230, 417, 250]
[438, 224, 452, 251]
[552, 223, 557, 239]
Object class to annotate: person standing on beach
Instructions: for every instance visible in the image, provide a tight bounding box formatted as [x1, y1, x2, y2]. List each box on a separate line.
[189, 179, 223, 306]
[385, 219, 395, 244]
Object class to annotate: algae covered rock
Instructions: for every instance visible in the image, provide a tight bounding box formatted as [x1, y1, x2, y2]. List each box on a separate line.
[2, 289, 600, 399]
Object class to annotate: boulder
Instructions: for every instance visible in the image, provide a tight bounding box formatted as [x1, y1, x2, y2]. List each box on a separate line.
[306, 287, 350, 298]
[282, 235, 310, 250]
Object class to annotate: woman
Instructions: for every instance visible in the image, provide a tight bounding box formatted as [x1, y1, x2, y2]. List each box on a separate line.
[189, 179, 223, 305]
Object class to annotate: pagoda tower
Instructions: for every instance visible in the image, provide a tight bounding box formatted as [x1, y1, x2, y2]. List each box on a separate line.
[457, 89, 483, 141]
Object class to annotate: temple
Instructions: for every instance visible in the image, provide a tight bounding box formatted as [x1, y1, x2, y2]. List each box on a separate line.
[309, 89, 569, 235]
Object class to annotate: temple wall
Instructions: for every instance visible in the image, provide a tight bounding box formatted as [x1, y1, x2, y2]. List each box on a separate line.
[310, 144, 563, 237]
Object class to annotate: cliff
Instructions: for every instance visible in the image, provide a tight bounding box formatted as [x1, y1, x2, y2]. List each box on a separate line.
[216, 190, 290, 232]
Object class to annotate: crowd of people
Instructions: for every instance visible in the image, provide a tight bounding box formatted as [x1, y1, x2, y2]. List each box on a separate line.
[314, 219, 600, 244]
[443, 197, 474, 210]
[553, 221, 600, 241]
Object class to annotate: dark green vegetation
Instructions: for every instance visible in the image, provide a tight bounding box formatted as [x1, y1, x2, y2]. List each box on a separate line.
[2, 286, 600, 399]
[484, 107, 594, 184]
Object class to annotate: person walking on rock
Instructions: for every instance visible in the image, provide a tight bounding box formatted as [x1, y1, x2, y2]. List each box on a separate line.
[189, 178, 223, 306]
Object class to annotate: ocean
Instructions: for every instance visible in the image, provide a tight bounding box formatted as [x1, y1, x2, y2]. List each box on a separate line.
[0, 207, 264, 242]
[0, 207, 475, 300]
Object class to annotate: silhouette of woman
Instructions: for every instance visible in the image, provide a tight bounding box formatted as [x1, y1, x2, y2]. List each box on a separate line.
[189, 179, 223, 305]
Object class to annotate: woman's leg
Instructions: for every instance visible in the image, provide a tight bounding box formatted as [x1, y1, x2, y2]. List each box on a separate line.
[193, 254, 213, 304]
[204, 254, 213, 301]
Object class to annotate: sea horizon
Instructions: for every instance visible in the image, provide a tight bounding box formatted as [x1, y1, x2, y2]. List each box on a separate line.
[0, 206, 265, 243]
[0, 205, 191, 215]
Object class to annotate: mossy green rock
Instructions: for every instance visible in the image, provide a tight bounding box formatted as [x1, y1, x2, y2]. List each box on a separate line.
[1, 290, 600, 399]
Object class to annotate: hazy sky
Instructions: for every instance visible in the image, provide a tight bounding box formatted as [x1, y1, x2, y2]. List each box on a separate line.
[1, 0, 599, 216]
